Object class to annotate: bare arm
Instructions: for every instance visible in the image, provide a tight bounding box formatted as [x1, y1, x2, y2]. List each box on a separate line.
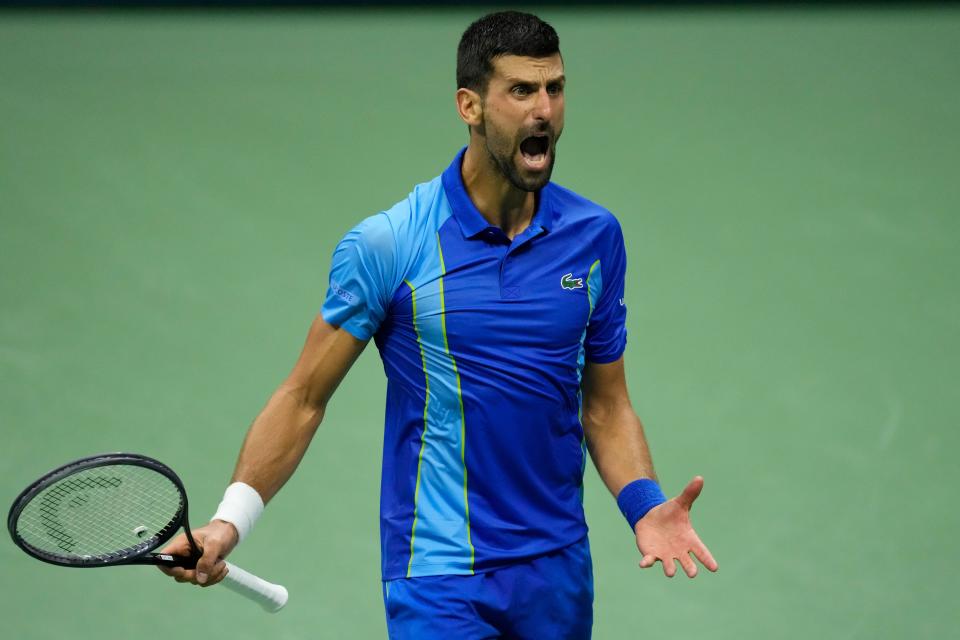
[582, 356, 718, 579]
[581, 356, 657, 497]
[230, 315, 367, 503]
[159, 315, 366, 586]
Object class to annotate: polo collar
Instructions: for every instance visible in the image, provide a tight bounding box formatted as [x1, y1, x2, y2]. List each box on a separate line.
[441, 146, 556, 240]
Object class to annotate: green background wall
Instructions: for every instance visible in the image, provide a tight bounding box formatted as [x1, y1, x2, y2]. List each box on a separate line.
[2, 6, 958, 638]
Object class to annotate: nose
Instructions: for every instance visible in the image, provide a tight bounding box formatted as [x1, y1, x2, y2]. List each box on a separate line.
[532, 87, 553, 123]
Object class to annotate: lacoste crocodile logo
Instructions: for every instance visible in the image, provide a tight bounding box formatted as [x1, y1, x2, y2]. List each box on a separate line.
[560, 273, 583, 290]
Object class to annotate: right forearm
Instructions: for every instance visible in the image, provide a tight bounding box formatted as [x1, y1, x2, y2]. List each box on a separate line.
[163, 318, 362, 585]
[230, 382, 325, 504]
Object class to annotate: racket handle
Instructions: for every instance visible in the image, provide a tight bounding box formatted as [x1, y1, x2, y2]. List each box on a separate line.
[221, 562, 288, 612]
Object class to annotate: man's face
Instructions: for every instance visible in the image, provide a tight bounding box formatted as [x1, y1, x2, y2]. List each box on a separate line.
[478, 53, 565, 192]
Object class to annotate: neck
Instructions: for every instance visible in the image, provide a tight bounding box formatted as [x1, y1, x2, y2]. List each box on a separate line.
[461, 142, 537, 240]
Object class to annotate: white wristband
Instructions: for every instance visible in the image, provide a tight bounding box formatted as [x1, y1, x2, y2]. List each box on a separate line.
[212, 482, 264, 543]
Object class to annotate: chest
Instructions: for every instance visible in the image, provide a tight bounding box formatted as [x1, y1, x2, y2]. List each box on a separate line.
[397, 228, 599, 353]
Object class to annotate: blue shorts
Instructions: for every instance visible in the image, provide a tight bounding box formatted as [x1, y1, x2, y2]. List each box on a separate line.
[382, 536, 593, 640]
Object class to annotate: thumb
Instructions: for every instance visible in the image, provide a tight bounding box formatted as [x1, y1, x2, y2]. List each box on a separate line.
[675, 475, 705, 510]
[194, 536, 222, 585]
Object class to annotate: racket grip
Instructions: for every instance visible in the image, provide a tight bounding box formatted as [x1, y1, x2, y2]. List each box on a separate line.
[221, 562, 288, 612]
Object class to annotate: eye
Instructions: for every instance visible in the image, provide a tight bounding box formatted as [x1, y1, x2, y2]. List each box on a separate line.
[547, 83, 563, 96]
[511, 85, 532, 97]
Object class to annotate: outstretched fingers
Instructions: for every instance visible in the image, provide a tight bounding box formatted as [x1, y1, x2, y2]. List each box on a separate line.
[692, 540, 719, 572]
[675, 476, 704, 511]
[634, 475, 718, 579]
[661, 557, 677, 578]
[640, 546, 714, 578]
[678, 553, 698, 578]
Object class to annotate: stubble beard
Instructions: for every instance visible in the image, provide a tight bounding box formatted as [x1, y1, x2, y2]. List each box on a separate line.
[482, 118, 557, 193]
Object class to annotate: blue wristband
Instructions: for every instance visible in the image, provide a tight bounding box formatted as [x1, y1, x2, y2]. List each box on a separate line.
[617, 478, 667, 530]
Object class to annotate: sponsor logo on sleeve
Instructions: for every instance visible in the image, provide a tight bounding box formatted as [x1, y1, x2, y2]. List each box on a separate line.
[331, 280, 357, 304]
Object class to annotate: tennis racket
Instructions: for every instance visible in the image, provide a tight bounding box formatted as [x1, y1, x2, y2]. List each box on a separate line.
[7, 453, 288, 612]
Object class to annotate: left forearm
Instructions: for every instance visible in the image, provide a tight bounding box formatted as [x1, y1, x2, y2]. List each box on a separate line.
[582, 401, 657, 498]
[580, 358, 718, 577]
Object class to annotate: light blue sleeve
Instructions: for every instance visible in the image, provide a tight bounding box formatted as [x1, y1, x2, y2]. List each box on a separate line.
[321, 213, 398, 341]
[584, 214, 628, 363]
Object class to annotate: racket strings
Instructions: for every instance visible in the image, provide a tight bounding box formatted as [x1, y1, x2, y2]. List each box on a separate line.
[15, 464, 183, 562]
[36, 476, 124, 551]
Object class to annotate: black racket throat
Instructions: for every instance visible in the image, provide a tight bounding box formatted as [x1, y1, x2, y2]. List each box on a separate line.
[146, 552, 200, 569]
[150, 520, 203, 569]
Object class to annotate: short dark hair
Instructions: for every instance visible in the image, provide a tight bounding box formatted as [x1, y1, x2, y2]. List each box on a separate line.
[456, 11, 561, 94]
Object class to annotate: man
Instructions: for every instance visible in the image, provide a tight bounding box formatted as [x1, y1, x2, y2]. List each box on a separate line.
[160, 11, 717, 639]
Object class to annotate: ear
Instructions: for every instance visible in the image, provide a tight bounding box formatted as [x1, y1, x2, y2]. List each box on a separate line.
[455, 87, 483, 127]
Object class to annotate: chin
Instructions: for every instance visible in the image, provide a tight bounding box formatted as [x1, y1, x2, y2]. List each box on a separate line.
[520, 174, 551, 192]
[512, 162, 554, 192]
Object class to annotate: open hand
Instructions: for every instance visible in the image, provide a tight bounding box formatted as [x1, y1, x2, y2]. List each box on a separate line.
[156, 520, 239, 587]
[634, 475, 718, 578]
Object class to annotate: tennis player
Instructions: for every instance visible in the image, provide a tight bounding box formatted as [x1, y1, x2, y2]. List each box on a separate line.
[159, 11, 717, 638]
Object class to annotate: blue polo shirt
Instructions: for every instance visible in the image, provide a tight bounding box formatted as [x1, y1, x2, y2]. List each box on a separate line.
[322, 148, 628, 580]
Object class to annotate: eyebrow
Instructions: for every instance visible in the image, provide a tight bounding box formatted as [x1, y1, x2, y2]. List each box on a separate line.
[504, 74, 566, 85]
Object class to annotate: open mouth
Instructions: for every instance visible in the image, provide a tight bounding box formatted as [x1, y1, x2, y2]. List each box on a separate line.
[519, 134, 550, 169]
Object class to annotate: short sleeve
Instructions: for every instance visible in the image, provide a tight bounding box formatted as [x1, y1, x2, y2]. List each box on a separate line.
[321, 213, 398, 341]
[584, 215, 628, 363]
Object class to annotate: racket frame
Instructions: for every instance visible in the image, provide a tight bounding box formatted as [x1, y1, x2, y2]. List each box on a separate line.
[7, 452, 201, 569]
[9, 452, 288, 612]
